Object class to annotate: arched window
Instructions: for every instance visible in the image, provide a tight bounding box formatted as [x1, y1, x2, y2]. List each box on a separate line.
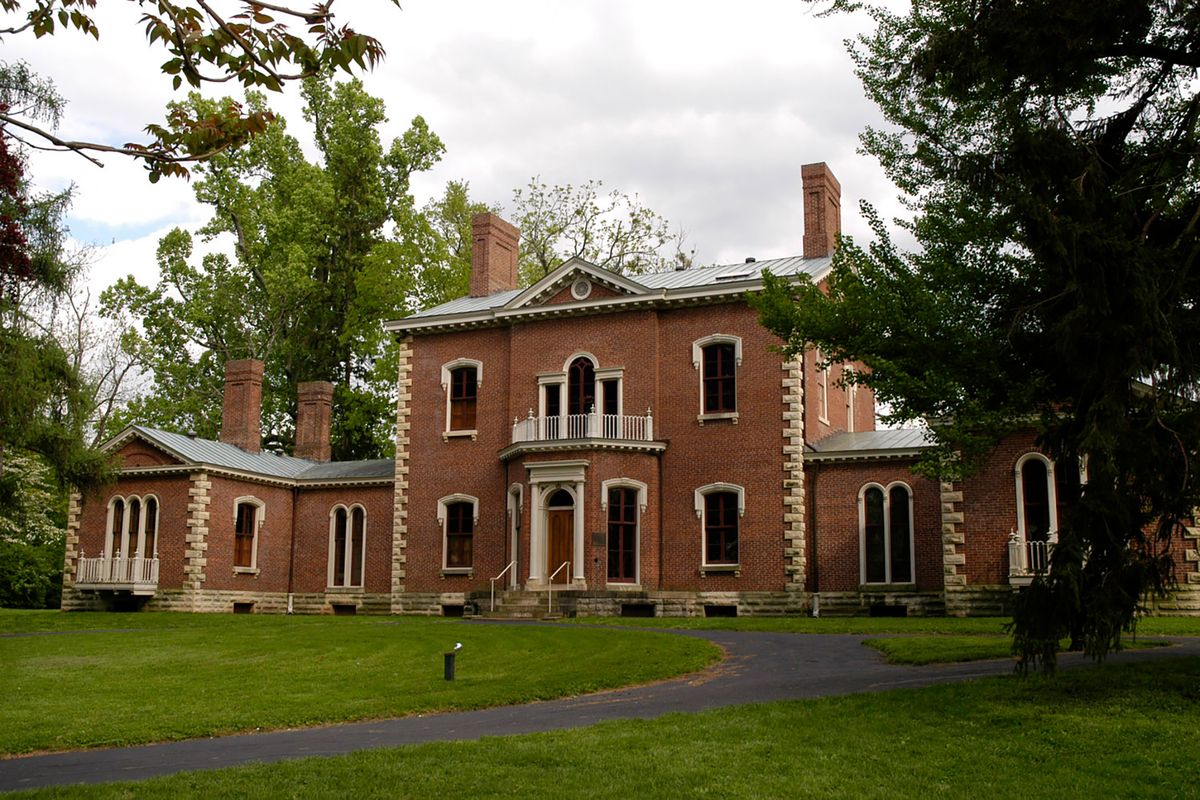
[127, 498, 142, 561]
[438, 495, 479, 572]
[568, 357, 596, 415]
[143, 497, 159, 558]
[1015, 453, 1079, 543]
[692, 334, 743, 419]
[440, 358, 483, 437]
[233, 497, 264, 571]
[329, 505, 366, 588]
[107, 497, 125, 557]
[695, 483, 745, 567]
[859, 483, 914, 584]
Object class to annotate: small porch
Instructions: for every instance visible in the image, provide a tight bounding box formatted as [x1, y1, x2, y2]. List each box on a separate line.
[1008, 531, 1055, 587]
[511, 409, 654, 443]
[74, 554, 160, 596]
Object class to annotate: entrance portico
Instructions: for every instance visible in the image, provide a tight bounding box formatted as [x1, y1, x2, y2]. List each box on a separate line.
[524, 459, 588, 589]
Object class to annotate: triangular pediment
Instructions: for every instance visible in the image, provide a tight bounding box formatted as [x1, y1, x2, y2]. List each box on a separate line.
[104, 427, 190, 469]
[503, 257, 650, 310]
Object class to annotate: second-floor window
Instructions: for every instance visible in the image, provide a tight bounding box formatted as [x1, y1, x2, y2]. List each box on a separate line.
[702, 342, 737, 413]
[449, 367, 477, 431]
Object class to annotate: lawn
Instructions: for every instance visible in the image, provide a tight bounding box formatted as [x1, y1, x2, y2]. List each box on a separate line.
[0, 611, 718, 755]
[15, 656, 1200, 799]
[863, 634, 1172, 665]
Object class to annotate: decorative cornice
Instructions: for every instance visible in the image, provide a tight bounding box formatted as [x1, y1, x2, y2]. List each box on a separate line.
[499, 438, 667, 462]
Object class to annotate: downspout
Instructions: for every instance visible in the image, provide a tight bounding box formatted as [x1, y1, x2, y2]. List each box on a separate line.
[658, 450, 665, 590]
[808, 461, 820, 617]
[286, 485, 298, 614]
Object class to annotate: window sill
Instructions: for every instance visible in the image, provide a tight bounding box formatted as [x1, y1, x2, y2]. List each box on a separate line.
[859, 582, 916, 592]
[818, 416, 831, 426]
[605, 582, 643, 591]
[325, 585, 364, 594]
[443, 429, 478, 442]
[441, 568, 474, 577]
[233, 566, 259, 576]
[700, 564, 740, 577]
[697, 412, 738, 426]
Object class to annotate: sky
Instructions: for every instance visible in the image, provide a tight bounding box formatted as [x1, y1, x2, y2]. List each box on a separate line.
[5, 1, 909, 296]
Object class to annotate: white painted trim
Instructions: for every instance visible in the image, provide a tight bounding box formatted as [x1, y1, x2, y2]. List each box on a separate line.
[600, 478, 647, 585]
[1014, 453, 1058, 543]
[694, 482, 745, 568]
[437, 494, 479, 571]
[105, 496, 123, 557]
[503, 257, 650, 310]
[857, 482, 915, 584]
[507, 484, 523, 589]
[327, 504, 367, 589]
[692, 334, 742, 416]
[441, 358, 483, 435]
[232, 495, 265, 571]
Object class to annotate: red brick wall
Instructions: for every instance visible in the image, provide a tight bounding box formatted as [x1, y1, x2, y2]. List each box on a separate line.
[291, 485, 394, 594]
[808, 460, 942, 592]
[403, 299, 801, 594]
[202, 476, 294, 593]
[76, 473, 192, 589]
[544, 281, 623, 305]
[959, 430, 1042, 585]
[113, 440, 181, 469]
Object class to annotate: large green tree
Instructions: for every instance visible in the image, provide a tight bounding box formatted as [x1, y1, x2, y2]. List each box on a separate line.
[105, 78, 443, 459]
[755, 0, 1200, 669]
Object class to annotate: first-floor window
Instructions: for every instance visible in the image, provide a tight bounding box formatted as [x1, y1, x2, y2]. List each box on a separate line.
[607, 487, 637, 581]
[861, 483, 913, 584]
[234, 500, 260, 569]
[107, 497, 125, 556]
[105, 495, 160, 559]
[704, 492, 739, 565]
[330, 506, 366, 588]
[445, 502, 474, 569]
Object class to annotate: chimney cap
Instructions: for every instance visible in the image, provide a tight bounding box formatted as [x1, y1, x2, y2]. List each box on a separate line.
[745, 257, 756, 263]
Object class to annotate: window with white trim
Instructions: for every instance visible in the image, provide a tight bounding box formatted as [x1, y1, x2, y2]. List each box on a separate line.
[601, 478, 647, 584]
[692, 335, 743, 420]
[441, 359, 482, 438]
[694, 483, 745, 567]
[438, 494, 479, 572]
[104, 494, 160, 559]
[328, 505, 366, 588]
[817, 351, 830, 423]
[859, 482, 914, 584]
[233, 496, 264, 572]
[1014, 453, 1079, 543]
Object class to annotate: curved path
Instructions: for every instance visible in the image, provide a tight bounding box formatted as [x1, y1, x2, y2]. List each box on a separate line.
[3, 627, 1198, 792]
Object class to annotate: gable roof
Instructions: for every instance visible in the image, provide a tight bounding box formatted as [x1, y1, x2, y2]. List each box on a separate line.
[105, 426, 394, 484]
[386, 254, 832, 334]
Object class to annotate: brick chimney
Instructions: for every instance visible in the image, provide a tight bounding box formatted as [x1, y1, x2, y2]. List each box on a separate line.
[469, 212, 520, 297]
[802, 162, 842, 259]
[294, 381, 333, 462]
[220, 359, 263, 453]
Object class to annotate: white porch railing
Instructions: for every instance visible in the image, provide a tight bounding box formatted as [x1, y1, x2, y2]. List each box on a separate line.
[74, 552, 160, 595]
[1008, 530, 1055, 584]
[512, 408, 654, 443]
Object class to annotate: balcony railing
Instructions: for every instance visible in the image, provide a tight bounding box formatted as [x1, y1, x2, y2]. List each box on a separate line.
[1008, 530, 1055, 586]
[74, 552, 160, 595]
[512, 409, 654, 443]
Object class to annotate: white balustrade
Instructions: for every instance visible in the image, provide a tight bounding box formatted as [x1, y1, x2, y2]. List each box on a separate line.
[1007, 530, 1055, 580]
[512, 407, 655, 444]
[74, 551, 160, 594]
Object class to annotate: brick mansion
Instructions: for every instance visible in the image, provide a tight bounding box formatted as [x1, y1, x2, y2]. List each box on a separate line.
[61, 164, 1200, 617]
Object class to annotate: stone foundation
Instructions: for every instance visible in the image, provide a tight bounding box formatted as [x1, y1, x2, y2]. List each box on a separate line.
[945, 585, 1016, 617]
[814, 590, 946, 617]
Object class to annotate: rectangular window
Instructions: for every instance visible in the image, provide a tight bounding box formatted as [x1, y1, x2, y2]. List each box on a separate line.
[234, 503, 257, 568]
[446, 502, 473, 568]
[449, 367, 477, 430]
[602, 380, 619, 437]
[702, 343, 736, 413]
[704, 492, 739, 564]
[607, 488, 637, 582]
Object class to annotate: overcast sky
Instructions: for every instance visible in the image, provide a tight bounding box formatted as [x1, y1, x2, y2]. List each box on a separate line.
[7, 1, 908, 295]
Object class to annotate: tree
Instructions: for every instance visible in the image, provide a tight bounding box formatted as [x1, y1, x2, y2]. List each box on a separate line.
[0, 1, 396, 179]
[755, 0, 1200, 669]
[105, 78, 443, 459]
[510, 178, 689, 286]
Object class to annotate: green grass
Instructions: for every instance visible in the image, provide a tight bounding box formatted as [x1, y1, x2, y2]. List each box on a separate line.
[565, 613, 1200, 636]
[562, 614, 1015, 634]
[16, 656, 1200, 799]
[865, 634, 1174, 665]
[0, 611, 718, 755]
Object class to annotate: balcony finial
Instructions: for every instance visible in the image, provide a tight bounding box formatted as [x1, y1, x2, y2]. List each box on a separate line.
[527, 408, 534, 419]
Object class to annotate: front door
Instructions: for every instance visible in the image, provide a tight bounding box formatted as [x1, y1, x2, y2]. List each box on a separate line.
[548, 509, 573, 580]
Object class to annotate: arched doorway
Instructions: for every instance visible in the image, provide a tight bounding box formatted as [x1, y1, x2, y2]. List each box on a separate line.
[546, 488, 575, 580]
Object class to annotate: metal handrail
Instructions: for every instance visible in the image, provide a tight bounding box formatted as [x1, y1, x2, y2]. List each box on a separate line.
[490, 560, 517, 612]
[547, 561, 570, 616]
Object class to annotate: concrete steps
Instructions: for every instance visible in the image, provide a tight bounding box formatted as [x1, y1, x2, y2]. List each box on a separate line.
[470, 589, 571, 620]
